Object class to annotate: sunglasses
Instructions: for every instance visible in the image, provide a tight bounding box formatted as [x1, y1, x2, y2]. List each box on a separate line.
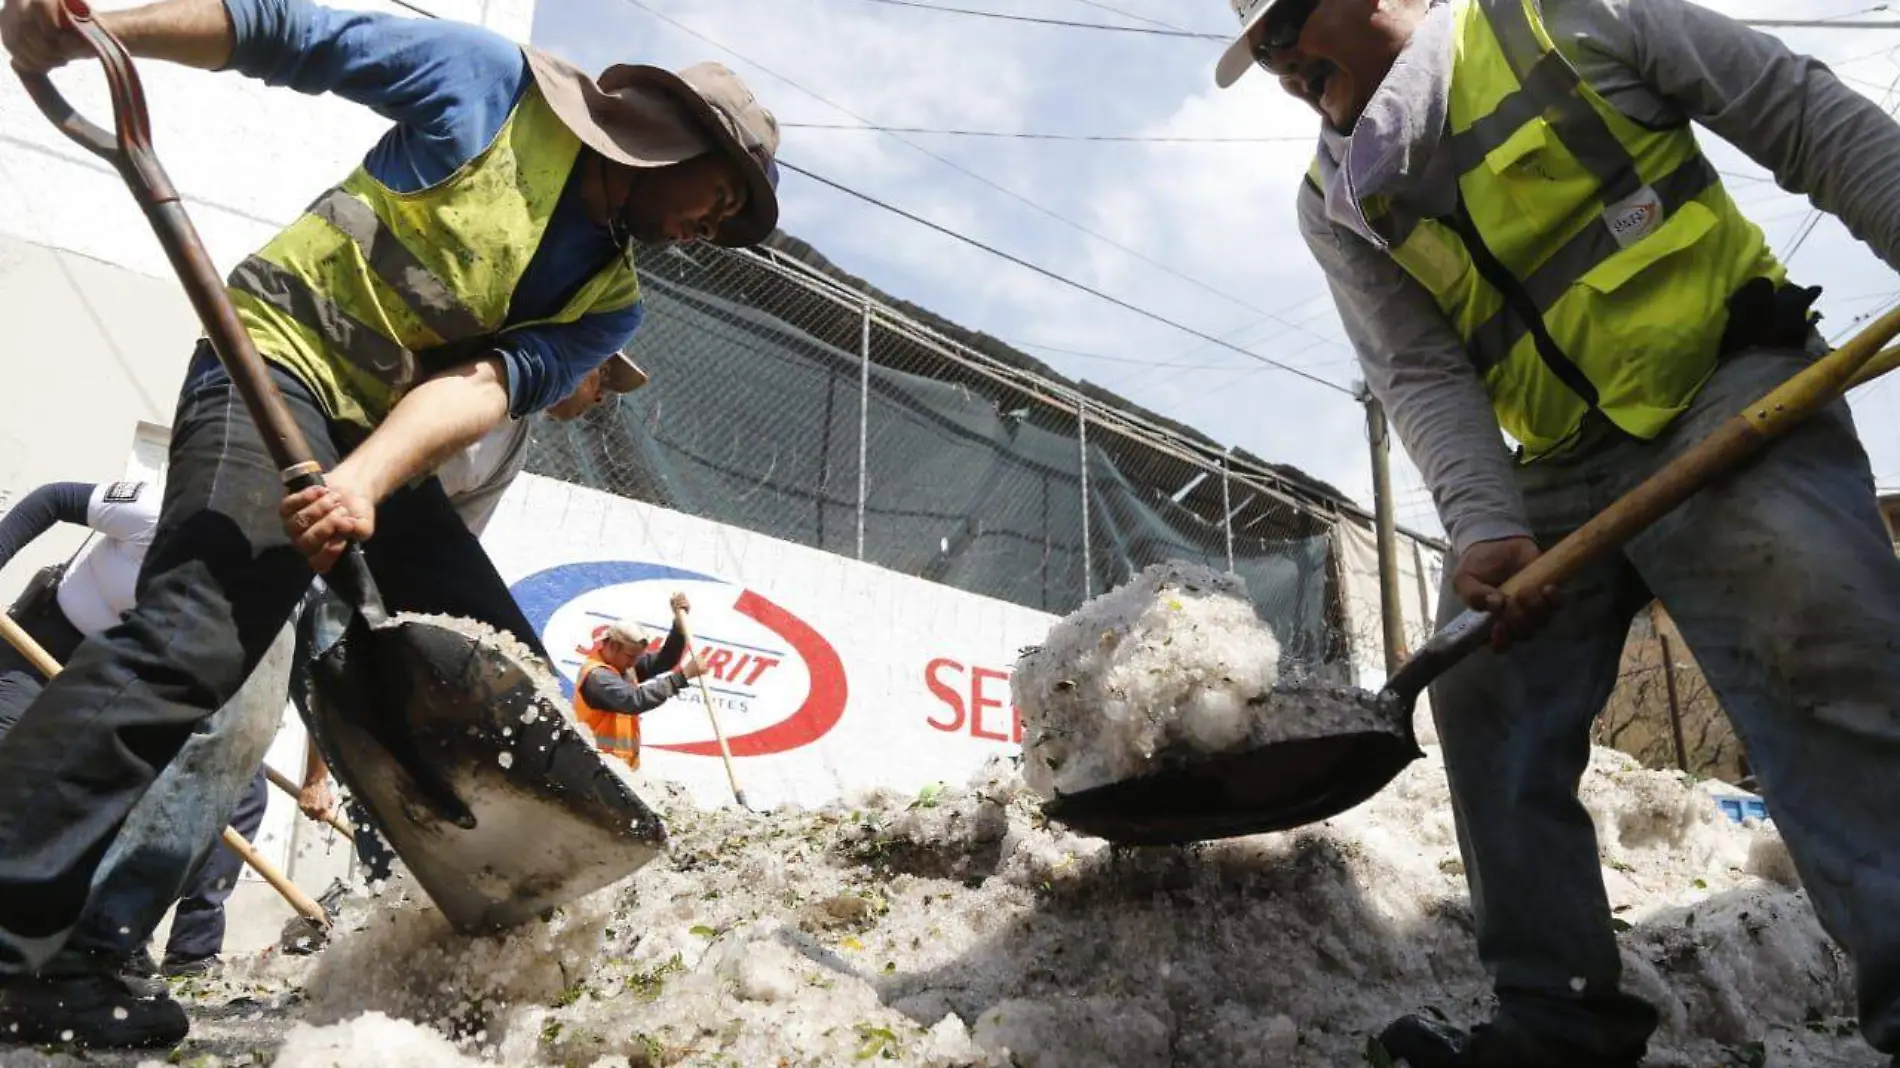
[1251, 0, 1321, 73]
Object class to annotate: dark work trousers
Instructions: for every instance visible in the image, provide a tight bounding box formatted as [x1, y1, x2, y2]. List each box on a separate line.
[0, 343, 549, 976]
[0, 597, 86, 741]
[158, 767, 269, 967]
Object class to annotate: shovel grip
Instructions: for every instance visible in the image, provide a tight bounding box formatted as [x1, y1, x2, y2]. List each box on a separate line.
[15, 1, 326, 482]
[25, 4, 394, 612]
[16, 1, 319, 479]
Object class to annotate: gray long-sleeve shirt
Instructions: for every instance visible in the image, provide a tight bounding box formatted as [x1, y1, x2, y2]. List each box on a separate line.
[1298, 0, 1900, 555]
[581, 664, 688, 717]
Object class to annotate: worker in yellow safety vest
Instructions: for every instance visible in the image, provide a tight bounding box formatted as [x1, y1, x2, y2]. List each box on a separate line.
[573, 599, 704, 770]
[0, 0, 778, 1048]
[1214, 0, 1900, 1064]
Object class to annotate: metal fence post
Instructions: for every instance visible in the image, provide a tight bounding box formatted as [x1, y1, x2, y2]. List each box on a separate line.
[856, 297, 871, 561]
[1221, 448, 1235, 574]
[1078, 398, 1093, 599]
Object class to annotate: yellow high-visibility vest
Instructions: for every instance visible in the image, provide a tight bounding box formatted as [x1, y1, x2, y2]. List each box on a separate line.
[228, 84, 642, 429]
[1315, 0, 1785, 458]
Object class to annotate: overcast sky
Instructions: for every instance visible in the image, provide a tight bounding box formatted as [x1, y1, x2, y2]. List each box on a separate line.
[533, 0, 1900, 539]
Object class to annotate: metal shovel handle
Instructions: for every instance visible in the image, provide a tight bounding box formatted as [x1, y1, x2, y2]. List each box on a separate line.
[16, 0, 385, 620]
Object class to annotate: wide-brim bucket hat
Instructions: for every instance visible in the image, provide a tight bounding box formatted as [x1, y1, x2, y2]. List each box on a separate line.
[526, 49, 781, 247]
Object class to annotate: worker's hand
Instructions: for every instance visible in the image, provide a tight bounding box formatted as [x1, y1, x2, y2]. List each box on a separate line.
[679, 652, 707, 681]
[1, 0, 84, 74]
[280, 479, 377, 574]
[1450, 535, 1561, 650]
[298, 778, 337, 823]
[670, 592, 690, 616]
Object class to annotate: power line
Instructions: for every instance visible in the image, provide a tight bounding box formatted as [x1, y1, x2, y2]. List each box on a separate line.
[1736, 16, 1900, 28]
[844, 0, 1224, 38]
[620, 0, 1352, 360]
[780, 159, 1353, 394]
[1066, 0, 1190, 32]
[842, 0, 1900, 35]
[780, 121, 1316, 143]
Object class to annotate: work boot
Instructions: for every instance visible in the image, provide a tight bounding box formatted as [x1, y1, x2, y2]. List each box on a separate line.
[158, 955, 219, 980]
[0, 972, 188, 1049]
[1377, 1014, 1645, 1067]
[117, 950, 164, 1000]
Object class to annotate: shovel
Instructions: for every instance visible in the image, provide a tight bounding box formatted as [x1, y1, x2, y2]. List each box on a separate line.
[1042, 308, 1900, 846]
[16, 0, 666, 931]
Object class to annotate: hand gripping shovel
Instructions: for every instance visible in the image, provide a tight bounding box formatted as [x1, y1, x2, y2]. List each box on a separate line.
[1042, 310, 1900, 846]
[15, 1, 666, 931]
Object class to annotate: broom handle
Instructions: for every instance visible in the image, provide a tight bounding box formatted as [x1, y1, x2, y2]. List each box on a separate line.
[676, 614, 749, 808]
[0, 614, 327, 926]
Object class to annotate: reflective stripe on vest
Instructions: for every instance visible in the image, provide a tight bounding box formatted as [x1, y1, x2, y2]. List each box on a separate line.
[573, 657, 641, 770]
[228, 84, 643, 429]
[1346, 0, 1784, 458]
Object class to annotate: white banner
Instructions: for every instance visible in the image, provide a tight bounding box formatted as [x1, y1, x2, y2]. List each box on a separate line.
[480, 474, 1058, 809]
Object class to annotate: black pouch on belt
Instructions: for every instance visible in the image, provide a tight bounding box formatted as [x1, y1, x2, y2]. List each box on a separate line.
[7, 563, 67, 623]
[1717, 277, 1824, 359]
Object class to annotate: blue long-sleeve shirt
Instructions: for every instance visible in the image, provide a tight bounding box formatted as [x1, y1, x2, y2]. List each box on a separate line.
[222, 0, 645, 416]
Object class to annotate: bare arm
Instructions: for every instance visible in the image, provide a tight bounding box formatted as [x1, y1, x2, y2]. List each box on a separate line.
[335, 356, 511, 505]
[284, 356, 510, 572]
[2, 0, 234, 73]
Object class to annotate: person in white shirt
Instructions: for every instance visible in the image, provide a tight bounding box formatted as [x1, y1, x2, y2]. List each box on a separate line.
[0, 479, 272, 980]
[0, 480, 158, 732]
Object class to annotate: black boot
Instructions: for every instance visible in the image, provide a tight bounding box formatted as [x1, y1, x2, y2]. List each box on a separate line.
[117, 949, 164, 1000]
[1377, 1014, 1645, 1068]
[0, 972, 188, 1049]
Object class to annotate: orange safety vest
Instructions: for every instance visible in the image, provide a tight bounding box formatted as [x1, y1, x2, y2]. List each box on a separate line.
[573, 655, 641, 770]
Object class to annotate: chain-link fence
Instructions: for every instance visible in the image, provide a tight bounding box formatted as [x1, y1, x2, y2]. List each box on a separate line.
[526, 238, 1403, 674]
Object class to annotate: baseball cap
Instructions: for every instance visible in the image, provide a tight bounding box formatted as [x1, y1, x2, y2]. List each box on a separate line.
[605, 619, 650, 647]
[603, 352, 650, 394]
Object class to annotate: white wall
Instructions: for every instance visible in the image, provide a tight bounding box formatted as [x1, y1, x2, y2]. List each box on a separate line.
[0, 0, 535, 601]
[480, 473, 1061, 809]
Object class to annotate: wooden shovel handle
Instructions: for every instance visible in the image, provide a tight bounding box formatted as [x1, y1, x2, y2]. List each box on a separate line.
[262, 763, 356, 841]
[1502, 310, 1900, 599]
[220, 827, 328, 928]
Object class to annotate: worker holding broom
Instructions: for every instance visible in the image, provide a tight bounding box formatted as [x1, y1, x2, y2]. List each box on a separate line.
[0, 0, 780, 1048]
[573, 596, 704, 771]
[1215, 0, 1900, 1064]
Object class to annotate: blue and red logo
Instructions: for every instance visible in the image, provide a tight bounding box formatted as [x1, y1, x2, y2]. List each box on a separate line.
[511, 562, 848, 757]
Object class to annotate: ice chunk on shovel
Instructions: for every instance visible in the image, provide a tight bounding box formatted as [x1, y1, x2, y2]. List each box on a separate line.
[16, 4, 667, 932]
[1044, 312, 1900, 845]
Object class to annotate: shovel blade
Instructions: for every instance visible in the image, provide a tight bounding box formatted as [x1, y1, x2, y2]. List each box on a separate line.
[302, 614, 667, 933]
[1042, 731, 1421, 845]
[1040, 686, 1423, 846]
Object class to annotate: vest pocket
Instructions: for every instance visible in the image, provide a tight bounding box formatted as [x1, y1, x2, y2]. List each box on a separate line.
[1567, 201, 1723, 437]
[1578, 201, 1717, 296]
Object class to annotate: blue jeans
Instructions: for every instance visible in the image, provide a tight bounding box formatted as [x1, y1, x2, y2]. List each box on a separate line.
[1430, 346, 1900, 1057]
[160, 767, 270, 966]
[0, 344, 547, 976]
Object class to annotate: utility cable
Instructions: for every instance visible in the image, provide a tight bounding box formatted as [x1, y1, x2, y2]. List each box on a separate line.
[780, 159, 1354, 394]
[620, 0, 1354, 360]
[779, 121, 1316, 143]
[843, 0, 1900, 34]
